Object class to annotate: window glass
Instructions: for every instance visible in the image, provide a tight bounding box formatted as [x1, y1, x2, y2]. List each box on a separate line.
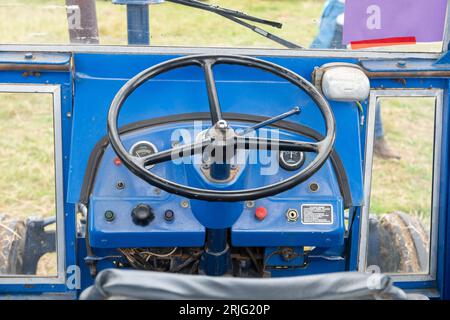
[0, 0, 444, 52]
[366, 97, 437, 275]
[0, 92, 57, 277]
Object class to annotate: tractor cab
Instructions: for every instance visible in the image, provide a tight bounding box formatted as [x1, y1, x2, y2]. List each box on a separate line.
[0, 0, 449, 300]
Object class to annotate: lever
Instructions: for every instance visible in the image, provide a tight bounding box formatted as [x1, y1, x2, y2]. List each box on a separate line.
[238, 107, 301, 136]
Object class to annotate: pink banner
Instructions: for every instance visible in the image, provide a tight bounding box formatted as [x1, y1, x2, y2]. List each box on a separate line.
[343, 0, 447, 46]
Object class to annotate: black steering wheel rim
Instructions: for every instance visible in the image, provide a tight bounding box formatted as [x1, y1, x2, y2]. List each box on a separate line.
[107, 54, 336, 202]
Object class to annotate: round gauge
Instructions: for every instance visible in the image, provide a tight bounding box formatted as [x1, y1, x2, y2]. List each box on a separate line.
[129, 141, 158, 169]
[279, 151, 305, 171]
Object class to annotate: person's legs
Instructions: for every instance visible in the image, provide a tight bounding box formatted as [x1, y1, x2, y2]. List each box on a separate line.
[373, 103, 401, 160]
[374, 102, 384, 139]
[310, 0, 345, 49]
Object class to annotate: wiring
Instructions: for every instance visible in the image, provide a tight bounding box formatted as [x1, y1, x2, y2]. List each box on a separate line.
[140, 247, 178, 260]
[119, 247, 202, 273]
[245, 247, 263, 275]
[355, 101, 365, 126]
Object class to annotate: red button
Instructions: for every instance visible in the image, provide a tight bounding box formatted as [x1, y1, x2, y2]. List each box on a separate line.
[113, 157, 122, 166]
[255, 207, 268, 221]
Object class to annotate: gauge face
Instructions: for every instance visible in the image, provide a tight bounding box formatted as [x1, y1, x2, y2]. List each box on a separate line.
[279, 151, 305, 171]
[129, 141, 158, 169]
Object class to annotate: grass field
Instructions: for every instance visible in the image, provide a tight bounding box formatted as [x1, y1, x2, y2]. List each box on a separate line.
[371, 98, 435, 220]
[0, 0, 442, 51]
[0, 0, 324, 48]
[0, 0, 438, 274]
[0, 93, 55, 218]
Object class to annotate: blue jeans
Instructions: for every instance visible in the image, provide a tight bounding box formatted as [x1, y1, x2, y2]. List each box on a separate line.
[375, 103, 384, 139]
[310, 0, 346, 49]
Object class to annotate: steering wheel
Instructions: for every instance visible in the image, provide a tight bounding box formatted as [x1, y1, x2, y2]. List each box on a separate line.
[108, 54, 336, 202]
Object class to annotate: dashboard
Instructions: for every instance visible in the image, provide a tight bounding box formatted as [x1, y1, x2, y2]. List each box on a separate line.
[87, 118, 345, 250]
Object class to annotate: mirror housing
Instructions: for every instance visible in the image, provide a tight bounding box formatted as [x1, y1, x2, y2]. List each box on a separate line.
[314, 63, 370, 102]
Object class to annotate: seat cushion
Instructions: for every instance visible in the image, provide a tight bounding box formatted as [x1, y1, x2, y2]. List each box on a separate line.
[80, 269, 427, 300]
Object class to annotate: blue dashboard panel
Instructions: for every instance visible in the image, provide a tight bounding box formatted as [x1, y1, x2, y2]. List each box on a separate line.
[231, 163, 345, 247]
[88, 123, 206, 248]
[231, 198, 344, 247]
[89, 197, 205, 248]
[88, 120, 346, 248]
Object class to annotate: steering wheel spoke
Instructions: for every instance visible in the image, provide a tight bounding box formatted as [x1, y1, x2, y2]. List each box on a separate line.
[201, 59, 223, 124]
[235, 136, 320, 153]
[137, 138, 215, 167]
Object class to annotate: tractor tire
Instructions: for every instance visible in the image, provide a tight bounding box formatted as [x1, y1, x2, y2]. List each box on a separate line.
[0, 214, 27, 274]
[367, 212, 429, 273]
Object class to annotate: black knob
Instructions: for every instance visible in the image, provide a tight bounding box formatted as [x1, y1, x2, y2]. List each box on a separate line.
[131, 204, 154, 226]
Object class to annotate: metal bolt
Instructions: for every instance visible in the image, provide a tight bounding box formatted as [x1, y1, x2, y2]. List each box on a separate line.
[24, 52, 33, 60]
[397, 61, 407, 68]
[181, 200, 189, 208]
[246, 201, 255, 208]
[217, 120, 228, 130]
[116, 181, 125, 190]
[281, 247, 295, 261]
[153, 188, 161, 195]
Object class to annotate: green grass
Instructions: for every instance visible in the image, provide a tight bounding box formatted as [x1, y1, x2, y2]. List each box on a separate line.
[0, 0, 442, 51]
[0, 93, 55, 218]
[0, 93, 57, 276]
[370, 98, 435, 221]
[0, 0, 324, 48]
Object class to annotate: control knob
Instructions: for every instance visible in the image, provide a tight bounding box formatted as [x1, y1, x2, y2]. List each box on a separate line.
[131, 204, 154, 226]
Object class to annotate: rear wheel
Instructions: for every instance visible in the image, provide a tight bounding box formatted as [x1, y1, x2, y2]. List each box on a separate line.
[367, 212, 429, 273]
[0, 214, 27, 274]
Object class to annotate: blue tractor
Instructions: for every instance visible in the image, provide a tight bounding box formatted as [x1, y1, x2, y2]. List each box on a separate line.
[0, 0, 448, 300]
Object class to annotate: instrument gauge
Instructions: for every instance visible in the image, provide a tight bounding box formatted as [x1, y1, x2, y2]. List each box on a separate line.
[279, 151, 305, 171]
[129, 141, 158, 169]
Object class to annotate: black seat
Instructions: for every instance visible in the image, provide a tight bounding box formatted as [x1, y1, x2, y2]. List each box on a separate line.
[80, 269, 427, 300]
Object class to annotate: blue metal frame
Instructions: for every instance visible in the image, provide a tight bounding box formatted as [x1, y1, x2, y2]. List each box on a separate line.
[0, 53, 76, 296]
[439, 84, 450, 299]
